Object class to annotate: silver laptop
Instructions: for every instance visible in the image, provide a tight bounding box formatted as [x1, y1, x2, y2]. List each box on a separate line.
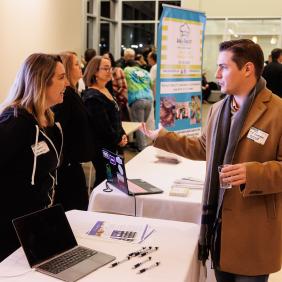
[102, 148, 163, 196]
[12, 205, 115, 282]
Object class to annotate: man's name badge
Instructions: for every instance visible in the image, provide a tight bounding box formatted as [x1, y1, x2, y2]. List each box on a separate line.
[31, 141, 50, 156]
[247, 127, 269, 145]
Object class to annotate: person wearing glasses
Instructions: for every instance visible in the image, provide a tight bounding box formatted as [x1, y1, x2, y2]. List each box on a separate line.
[0, 53, 68, 261]
[52, 52, 93, 211]
[82, 56, 128, 188]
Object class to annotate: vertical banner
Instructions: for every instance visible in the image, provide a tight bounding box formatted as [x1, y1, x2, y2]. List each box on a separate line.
[155, 5, 206, 136]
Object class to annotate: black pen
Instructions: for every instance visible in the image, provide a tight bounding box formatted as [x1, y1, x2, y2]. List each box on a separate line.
[128, 246, 148, 257]
[138, 261, 160, 274]
[111, 256, 131, 267]
[132, 256, 152, 269]
[139, 246, 158, 257]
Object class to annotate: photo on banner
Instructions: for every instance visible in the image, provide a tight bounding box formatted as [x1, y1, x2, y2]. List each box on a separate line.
[155, 5, 206, 136]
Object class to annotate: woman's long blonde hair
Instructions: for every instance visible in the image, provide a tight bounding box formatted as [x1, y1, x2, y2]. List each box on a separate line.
[0, 53, 62, 127]
[59, 51, 78, 90]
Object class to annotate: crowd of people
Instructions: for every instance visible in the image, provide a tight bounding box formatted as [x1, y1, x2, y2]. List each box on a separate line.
[1, 40, 282, 282]
[0, 47, 157, 262]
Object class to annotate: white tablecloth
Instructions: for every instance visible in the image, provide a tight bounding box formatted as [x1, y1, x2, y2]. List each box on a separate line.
[0, 210, 201, 282]
[88, 146, 206, 224]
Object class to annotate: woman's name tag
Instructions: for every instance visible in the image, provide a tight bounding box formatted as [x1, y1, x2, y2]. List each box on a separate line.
[31, 141, 50, 156]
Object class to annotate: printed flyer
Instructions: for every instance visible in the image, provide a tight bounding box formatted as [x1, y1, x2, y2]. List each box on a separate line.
[88, 221, 154, 243]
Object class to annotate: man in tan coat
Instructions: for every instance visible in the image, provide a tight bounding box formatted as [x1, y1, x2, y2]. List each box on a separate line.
[140, 39, 282, 282]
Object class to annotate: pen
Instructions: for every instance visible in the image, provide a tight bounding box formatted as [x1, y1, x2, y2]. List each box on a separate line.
[132, 256, 152, 269]
[111, 256, 131, 267]
[128, 246, 148, 257]
[182, 177, 203, 183]
[139, 246, 158, 257]
[138, 261, 160, 274]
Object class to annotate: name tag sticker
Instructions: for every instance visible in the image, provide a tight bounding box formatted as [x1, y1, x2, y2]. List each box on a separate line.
[31, 141, 50, 156]
[247, 127, 269, 145]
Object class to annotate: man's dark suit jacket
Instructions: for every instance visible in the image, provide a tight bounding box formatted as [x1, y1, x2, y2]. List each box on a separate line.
[262, 61, 282, 98]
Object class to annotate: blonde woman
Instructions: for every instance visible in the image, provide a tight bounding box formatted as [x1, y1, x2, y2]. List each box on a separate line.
[0, 53, 67, 261]
[53, 51, 93, 211]
[83, 56, 127, 187]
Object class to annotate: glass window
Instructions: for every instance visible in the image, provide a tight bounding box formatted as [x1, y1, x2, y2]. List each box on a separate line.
[101, 0, 110, 18]
[122, 1, 155, 21]
[87, 18, 94, 49]
[158, 1, 181, 19]
[100, 22, 110, 55]
[122, 23, 154, 53]
[87, 0, 94, 14]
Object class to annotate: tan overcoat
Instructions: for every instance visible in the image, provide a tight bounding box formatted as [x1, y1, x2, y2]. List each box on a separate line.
[154, 88, 282, 275]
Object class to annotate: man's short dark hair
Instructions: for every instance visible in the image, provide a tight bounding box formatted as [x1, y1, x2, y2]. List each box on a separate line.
[271, 48, 282, 62]
[219, 39, 264, 80]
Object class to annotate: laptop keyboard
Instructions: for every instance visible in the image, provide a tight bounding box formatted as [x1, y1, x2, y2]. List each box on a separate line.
[128, 180, 147, 193]
[38, 247, 97, 274]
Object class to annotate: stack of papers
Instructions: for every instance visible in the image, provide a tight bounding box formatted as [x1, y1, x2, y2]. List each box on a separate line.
[169, 177, 204, 197]
[87, 221, 154, 243]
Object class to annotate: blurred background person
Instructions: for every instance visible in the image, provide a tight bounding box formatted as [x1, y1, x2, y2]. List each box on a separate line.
[135, 53, 150, 71]
[147, 51, 158, 131]
[0, 53, 67, 261]
[124, 60, 153, 151]
[103, 52, 130, 121]
[116, 48, 135, 69]
[147, 51, 157, 100]
[82, 48, 96, 74]
[53, 51, 93, 211]
[262, 48, 282, 98]
[83, 56, 127, 188]
[202, 72, 211, 103]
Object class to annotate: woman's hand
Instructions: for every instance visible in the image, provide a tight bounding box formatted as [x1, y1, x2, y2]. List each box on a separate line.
[138, 122, 162, 141]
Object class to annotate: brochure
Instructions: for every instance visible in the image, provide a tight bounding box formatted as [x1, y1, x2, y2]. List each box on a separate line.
[87, 221, 154, 243]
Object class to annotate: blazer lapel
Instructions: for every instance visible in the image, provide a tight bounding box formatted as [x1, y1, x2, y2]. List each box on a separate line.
[238, 89, 271, 141]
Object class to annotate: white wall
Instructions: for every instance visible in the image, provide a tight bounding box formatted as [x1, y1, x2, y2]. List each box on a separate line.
[0, 0, 83, 102]
[183, 0, 282, 17]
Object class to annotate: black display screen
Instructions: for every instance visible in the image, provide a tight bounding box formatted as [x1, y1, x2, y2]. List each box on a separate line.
[12, 205, 77, 267]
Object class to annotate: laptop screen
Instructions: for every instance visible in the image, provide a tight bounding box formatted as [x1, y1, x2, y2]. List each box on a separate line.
[12, 205, 77, 267]
[102, 149, 129, 194]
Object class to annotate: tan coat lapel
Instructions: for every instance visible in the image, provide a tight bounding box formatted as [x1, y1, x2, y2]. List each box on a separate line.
[238, 89, 271, 141]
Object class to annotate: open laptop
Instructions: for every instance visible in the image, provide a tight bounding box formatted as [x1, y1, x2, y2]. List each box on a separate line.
[12, 205, 115, 282]
[102, 148, 163, 196]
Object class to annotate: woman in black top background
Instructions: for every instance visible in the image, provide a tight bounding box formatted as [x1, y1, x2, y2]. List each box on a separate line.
[82, 56, 127, 188]
[53, 51, 93, 210]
